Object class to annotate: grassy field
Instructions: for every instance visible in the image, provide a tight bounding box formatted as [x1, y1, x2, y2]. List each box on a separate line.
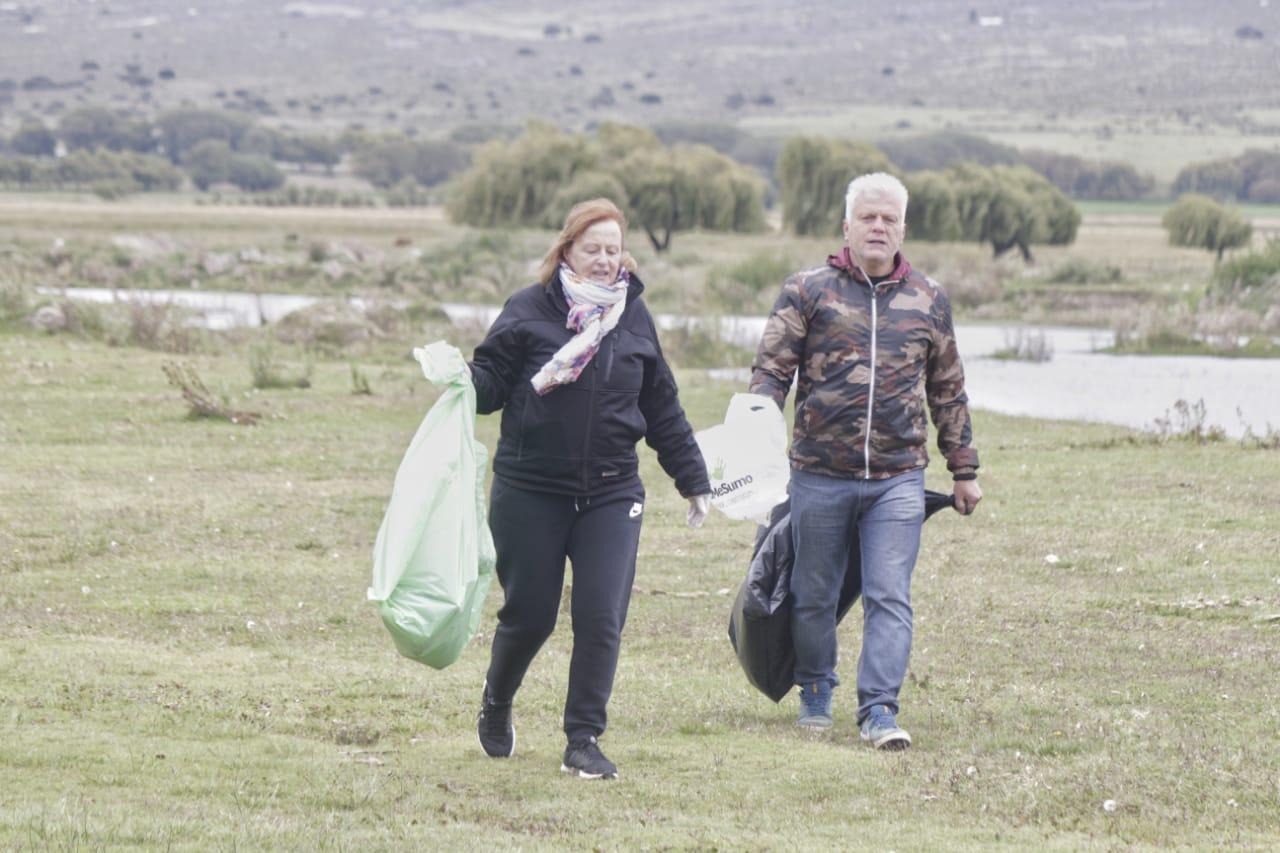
[2, 331, 1278, 850]
[0, 194, 1229, 323]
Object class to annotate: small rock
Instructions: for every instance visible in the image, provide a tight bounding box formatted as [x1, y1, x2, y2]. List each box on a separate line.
[30, 303, 68, 333]
[202, 252, 236, 275]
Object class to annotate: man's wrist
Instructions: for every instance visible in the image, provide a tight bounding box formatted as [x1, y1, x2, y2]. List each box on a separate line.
[952, 470, 978, 482]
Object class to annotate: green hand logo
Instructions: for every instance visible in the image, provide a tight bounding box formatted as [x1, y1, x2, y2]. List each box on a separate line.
[712, 457, 726, 480]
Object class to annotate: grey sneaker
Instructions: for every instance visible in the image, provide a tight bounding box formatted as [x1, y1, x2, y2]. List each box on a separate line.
[561, 736, 618, 780]
[797, 682, 833, 730]
[477, 682, 515, 758]
[859, 705, 911, 750]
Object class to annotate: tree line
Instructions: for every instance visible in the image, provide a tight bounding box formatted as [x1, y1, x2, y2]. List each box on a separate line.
[445, 126, 1081, 259]
[1, 108, 1267, 266]
[0, 107, 472, 195]
[1172, 150, 1280, 204]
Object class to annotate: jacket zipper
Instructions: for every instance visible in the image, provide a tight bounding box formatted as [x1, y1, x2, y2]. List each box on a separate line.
[603, 332, 616, 384]
[863, 282, 879, 480]
[582, 353, 597, 492]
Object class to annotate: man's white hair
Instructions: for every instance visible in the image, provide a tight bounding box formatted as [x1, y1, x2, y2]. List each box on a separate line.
[844, 172, 909, 223]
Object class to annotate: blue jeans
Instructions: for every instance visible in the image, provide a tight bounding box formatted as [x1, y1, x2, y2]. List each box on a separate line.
[789, 467, 924, 721]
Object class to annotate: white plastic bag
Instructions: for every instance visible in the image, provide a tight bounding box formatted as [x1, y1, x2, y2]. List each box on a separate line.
[694, 393, 790, 525]
[367, 341, 495, 669]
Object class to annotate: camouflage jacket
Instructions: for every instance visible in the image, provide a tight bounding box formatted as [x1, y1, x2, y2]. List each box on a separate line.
[749, 248, 979, 480]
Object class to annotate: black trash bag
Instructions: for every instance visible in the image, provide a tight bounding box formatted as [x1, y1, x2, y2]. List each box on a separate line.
[728, 489, 954, 703]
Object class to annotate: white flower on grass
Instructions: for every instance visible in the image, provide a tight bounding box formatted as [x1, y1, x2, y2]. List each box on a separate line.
[246, 620, 257, 630]
[81, 586, 91, 595]
[966, 766, 977, 777]
[1102, 799, 1117, 813]
[1045, 554, 1060, 564]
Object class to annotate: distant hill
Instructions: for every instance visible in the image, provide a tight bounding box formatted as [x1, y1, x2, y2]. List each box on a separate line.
[2, 0, 1279, 150]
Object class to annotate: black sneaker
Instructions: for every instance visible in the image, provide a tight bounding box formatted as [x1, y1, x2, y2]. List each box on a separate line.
[477, 683, 514, 758]
[560, 736, 618, 780]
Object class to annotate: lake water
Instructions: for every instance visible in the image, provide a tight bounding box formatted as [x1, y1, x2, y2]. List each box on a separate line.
[38, 288, 1279, 438]
[442, 303, 1278, 438]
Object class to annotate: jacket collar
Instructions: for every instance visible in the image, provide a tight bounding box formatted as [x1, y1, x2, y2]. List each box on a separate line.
[826, 247, 912, 284]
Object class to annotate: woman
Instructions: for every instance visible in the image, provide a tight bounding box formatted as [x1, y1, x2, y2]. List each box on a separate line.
[468, 198, 711, 780]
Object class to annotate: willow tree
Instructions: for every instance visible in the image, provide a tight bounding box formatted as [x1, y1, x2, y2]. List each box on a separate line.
[946, 163, 1079, 261]
[776, 136, 894, 237]
[447, 123, 764, 251]
[614, 143, 765, 251]
[446, 122, 599, 227]
[903, 170, 962, 242]
[1162, 194, 1252, 261]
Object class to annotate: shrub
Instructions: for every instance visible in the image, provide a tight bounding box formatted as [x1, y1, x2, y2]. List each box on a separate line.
[249, 337, 313, 389]
[163, 361, 261, 425]
[1111, 303, 1198, 353]
[1021, 149, 1154, 200]
[59, 107, 154, 153]
[1211, 237, 1280, 296]
[1172, 150, 1280, 202]
[655, 319, 756, 369]
[1153, 399, 1226, 444]
[156, 108, 252, 163]
[351, 135, 468, 188]
[705, 250, 798, 312]
[226, 153, 284, 191]
[1047, 258, 1125, 284]
[10, 122, 56, 156]
[126, 301, 200, 353]
[1162, 194, 1252, 260]
[184, 139, 233, 189]
[0, 280, 33, 329]
[990, 329, 1053, 362]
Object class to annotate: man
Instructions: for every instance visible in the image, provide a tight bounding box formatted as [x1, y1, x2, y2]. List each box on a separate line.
[749, 172, 982, 749]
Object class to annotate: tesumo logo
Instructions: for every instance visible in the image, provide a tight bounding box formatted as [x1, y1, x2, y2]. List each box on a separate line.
[711, 474, 754, 498]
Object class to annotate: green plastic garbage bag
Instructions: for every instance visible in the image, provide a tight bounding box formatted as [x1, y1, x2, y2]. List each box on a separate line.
[368, 341, 495, 668]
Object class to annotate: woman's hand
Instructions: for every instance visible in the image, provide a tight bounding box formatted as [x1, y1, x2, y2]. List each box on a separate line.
[686, 494, 712, 529]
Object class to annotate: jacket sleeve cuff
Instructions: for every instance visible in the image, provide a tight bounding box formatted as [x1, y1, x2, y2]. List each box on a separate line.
[945, 448, 980, 473]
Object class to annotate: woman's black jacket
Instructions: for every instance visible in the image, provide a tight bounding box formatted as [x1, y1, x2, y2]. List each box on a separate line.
[469, 274, 710, 499]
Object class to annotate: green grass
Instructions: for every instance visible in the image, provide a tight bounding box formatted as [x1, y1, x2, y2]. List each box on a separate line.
[2, 332, 1279, 849]
[1076, 199, 1280, 223]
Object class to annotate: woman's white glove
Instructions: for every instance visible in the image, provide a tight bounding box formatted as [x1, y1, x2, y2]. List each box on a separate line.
[686, 494, 712, 529]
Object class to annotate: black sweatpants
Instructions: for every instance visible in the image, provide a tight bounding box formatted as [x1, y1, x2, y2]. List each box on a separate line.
[484, 476, 645, 742]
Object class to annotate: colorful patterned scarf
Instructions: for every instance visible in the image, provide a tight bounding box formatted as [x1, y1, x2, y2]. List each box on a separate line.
[530, 264, 629, 396]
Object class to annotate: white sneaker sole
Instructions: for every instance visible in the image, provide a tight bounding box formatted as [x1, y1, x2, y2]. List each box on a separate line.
[861, 729, 911, 750]
[560, 764, 618, 780]
[797, 718, 833, 731]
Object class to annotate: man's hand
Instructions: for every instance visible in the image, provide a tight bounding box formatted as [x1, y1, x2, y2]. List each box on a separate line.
[953, 479, 982, 515]
[686, 494, 712, 529]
